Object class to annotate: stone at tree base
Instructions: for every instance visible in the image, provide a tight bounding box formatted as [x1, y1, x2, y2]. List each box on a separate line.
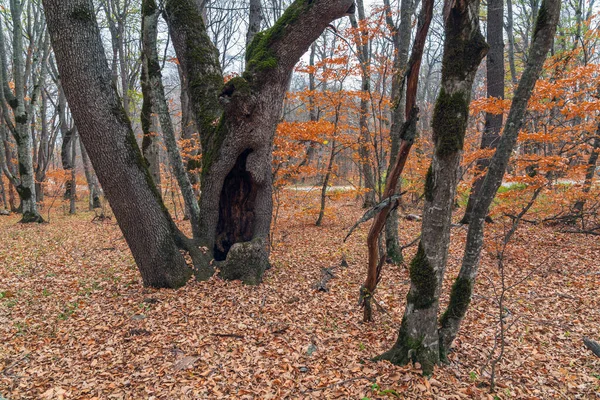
[218, 238, 269, 285]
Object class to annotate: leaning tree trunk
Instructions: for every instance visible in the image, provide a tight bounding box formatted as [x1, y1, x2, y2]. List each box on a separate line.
[361, 0, 433, 323]
[461, 0, 504, 224]
[142, 0, 201, 238]
[383, 0, 417, 264]
[42, 0, 209, 288]
[376, 0, 487, 375]
[165, 0, 355, 284]
[438, 0, 560, 358]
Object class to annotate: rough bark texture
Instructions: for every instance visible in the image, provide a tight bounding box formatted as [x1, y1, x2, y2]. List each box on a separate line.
[438, 0, 560, 358]
[377, 0, 487, 374]
[166, 0, 354, 283]
[43, 0, 197, 288]
[461, 0, 504, 224]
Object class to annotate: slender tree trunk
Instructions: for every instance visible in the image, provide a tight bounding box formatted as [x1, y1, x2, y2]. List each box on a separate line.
[246, 0, 263, 50]
[506, 0, 518, 85]
[438, 0, 560, 357]
[316, 139, 336, 226]
[461, 0, 504, 224]
[362, 0, 433, 322]
[142, 0, 201, 238]
[69, 132, 77, 214]
[351, 0, 377, 208]
[79, 138, 101, 210]
[376, 0, 487, 374]
[383, 0, 417, 264]
[572, 122, 600, 216]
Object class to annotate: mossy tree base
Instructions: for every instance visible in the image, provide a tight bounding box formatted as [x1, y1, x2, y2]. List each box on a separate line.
[218, 238, 269, 285]
[20, 212, 44, 224]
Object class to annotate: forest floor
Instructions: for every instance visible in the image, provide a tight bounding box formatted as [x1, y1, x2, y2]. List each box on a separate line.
[0, 192, 599, 399]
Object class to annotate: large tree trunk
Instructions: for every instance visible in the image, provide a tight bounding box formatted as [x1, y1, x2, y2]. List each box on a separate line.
[166, 0, 355, 284]
[438, 0, 560, 358]
[461, 0, 504, 224]
[43, 0, 203, 288]
[376, 0, 487, 375]
[383, 0, 417, 264]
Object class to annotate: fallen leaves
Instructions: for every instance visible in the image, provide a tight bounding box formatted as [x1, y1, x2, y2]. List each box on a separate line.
[0, 193, 599, 399]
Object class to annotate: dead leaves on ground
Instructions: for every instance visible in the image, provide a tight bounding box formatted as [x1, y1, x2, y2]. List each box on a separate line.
[1, 194, 599, 399]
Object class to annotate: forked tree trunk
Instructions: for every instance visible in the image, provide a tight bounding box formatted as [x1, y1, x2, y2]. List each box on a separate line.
[166, 0, 355, 284]
[438, 0, 560, 358]
[43, 0, 354, 288]
[461, 0, 504, 224]
[376, 0, 487, 374]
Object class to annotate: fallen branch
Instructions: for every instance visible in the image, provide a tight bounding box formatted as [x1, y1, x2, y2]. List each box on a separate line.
[315, 267, 336, 292]
[344, 193, 406, 242]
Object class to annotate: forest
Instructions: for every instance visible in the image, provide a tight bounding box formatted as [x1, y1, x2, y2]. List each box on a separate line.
[0, 0, 599, 398]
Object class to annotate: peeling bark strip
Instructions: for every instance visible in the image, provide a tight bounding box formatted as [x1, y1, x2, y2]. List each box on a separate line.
[438, 0, 561, 357]
[376, 0, 487, 375]
[166, 0, 355, 283]
[361, 0, 433, 323]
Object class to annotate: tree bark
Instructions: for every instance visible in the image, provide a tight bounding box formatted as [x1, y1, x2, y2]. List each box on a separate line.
[79, 138, 101, 210]
[461, 0, 504, 224]
[43, 0, 203, 288]
[142, 0, 201, 237]
[350, 0, 377, 208]
[246, 0, 263, 50]
[376, 0, 488, 374]
[383, 0, 417, 264]
[438, 0, 560, 358]
[166, 0, 355, 283]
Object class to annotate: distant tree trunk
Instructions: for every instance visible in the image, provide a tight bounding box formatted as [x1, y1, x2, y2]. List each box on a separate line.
[376, 0, 487, 374]
[0, 1, 45, 223]
[461, 0, 504, 224]
[178, 65, 200, 198]
[316, 109, 339, 226]
[69, 133, 77, 214]
[246, 0, 263, 49]
[79, 139, 101, 210]
[383, 0, 417, 264]
[572, 123, 600, 216]
[505, 0, 518, 85]
[350, 0, 377, 208]
[438, 0, 560, 358]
